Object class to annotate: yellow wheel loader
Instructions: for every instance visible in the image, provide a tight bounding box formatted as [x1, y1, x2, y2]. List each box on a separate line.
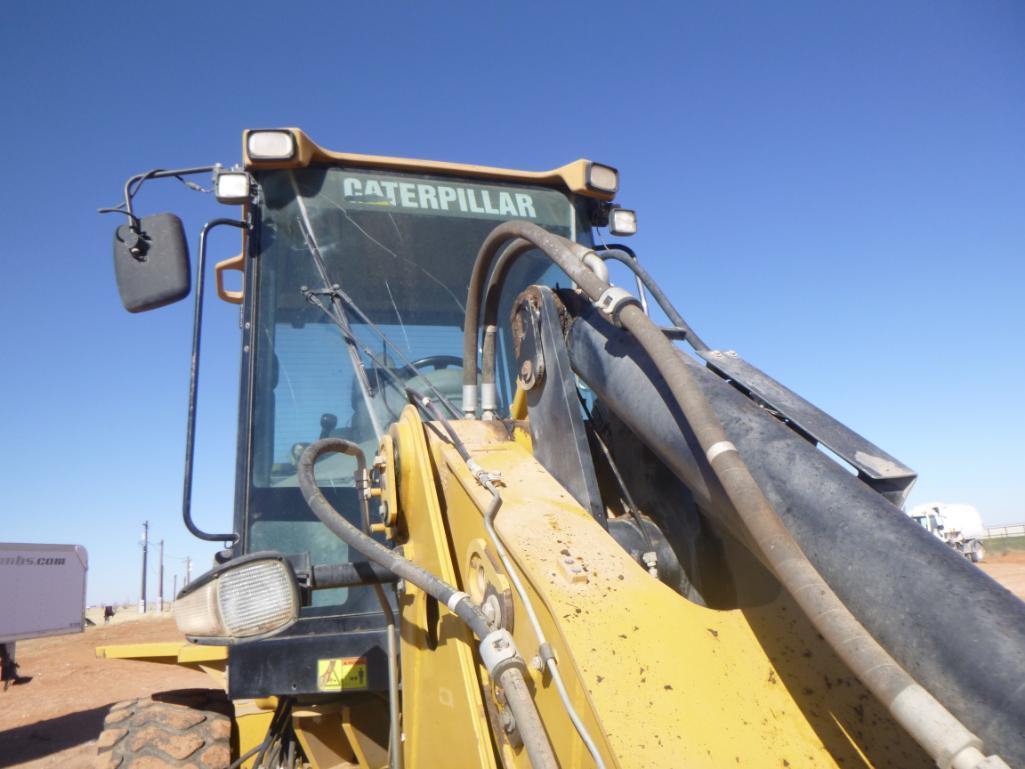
[96, 129, 1025, 769]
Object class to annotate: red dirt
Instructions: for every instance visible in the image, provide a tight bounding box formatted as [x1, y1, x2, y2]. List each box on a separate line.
[0, 617, 210, 769]
[980, 551, 1025, 601]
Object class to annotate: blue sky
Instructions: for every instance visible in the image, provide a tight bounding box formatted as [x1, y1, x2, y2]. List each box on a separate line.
[1, 2, 1022, 604]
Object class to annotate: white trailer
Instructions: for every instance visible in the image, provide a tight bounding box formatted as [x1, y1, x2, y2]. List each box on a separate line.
[908, 503, 987, 562]
[0, 543, 88, 685]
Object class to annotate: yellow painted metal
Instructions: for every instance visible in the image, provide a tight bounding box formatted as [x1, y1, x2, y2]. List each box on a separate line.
[96, 641, 228, 689]
[235, 699, 276, 769]
[422, 419, 932, 769]
[292, 709, 358, 769]
[243, 128, 615, 201]
[388, 406, 499, 769]
[96, 641, 227, 668]
[509, 385, 528, 420]
[340, 703, 390, 769]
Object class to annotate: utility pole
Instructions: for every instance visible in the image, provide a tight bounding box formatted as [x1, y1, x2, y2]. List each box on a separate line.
[185, 557, 192, 586]
[172, 574, 178, 604]
[158, 540, 165, 612]
[139, 521, 149, 615]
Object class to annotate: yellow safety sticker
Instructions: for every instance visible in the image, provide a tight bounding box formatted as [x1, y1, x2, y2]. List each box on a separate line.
[317, 656, 368, 691]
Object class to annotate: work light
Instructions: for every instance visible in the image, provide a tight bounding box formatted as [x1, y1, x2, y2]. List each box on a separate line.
[586, 162, 619, 195]
[215, 169, 252, 205]
[608, 207, 638, 236]
[174, 553, 300, 644]
[246, 130, 297, 161]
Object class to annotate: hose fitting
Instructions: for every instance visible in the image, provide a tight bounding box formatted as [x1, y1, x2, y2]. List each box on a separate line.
[595, 286, 642, 327]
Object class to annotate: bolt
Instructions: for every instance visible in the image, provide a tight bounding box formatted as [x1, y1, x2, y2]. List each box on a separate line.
[482, 601, 497, 624]
[519, 360, 534, 386]
[531, 655, 543, 671]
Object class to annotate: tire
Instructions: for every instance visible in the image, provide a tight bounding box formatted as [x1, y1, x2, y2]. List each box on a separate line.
[970, 540, 986, 564]
[95, 689, 233, 769]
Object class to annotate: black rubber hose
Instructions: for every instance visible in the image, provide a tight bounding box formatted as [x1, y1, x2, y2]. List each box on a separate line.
[312, 561, 399, 588]
[463, 222, 606, 398]
[596, 248, 709, 351]
[297, 438, 491, 640]
[481, 239, 544, 412]
[565, 308, 1025, 764]
[463, 222, 1004, 767]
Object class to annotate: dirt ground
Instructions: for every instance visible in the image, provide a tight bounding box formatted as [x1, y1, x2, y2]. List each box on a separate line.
[979, 550, 1025, 600]
[3, 555, 1024, 769]
[0, 617, 208, 769]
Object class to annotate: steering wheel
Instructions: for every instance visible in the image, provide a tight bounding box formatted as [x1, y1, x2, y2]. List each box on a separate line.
[409, 355, 463, 372]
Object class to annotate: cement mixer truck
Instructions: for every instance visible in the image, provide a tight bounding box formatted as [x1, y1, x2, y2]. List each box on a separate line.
[909, 503, 987, 563]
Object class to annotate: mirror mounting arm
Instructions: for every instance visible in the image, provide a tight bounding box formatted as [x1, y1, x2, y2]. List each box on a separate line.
[99, 165, 218, 256]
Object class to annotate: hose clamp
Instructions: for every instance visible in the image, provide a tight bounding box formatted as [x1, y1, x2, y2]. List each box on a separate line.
[480, 628, 525, 680]
[595, 286, 642, 327]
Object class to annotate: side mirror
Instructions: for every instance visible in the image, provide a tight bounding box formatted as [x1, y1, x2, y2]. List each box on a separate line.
[113, 213, 191, 313]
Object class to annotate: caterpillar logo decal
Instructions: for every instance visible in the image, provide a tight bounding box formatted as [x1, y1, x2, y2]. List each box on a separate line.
[341, 175, 538, 219]
[317, 656, 368, 691]
[309, 169, 573, 228]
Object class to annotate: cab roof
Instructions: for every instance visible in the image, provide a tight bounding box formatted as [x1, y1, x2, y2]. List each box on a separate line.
[242, 128, 616, 201]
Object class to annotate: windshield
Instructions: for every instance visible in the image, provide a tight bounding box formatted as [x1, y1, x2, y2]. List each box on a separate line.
[246, 165, 590, 611]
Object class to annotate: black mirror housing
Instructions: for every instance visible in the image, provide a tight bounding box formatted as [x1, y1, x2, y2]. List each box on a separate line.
[113, 213, 191, 313]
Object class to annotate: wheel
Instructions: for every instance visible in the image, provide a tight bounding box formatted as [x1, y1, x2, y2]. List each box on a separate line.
[95, 689, 233, 769]
[970, 540, 986, 563]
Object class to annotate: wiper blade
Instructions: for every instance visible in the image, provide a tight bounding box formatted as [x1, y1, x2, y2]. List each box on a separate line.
[289, 171, 463, 423]
[301, 284, 462, 420]
[290, 173, 383, 438]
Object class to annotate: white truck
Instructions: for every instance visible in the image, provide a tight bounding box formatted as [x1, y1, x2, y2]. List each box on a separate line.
[908, 503, 986, 563]
[0, 543, 88, 686]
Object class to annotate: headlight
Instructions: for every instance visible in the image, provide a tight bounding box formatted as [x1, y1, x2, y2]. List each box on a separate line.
[586, 162, 619, 195]
[608, 207, 637, 236]
[174, 553, 300, 644]
[246, 130, 297, 161]
[215, 170, 252, 205]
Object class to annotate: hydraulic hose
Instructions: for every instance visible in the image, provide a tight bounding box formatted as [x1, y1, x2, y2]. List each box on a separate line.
[595, 248, 709, 351]
[299, 439, 491, 639]
[297, 437, 558, 769]
[479, 238, 537, 418]
[497, 666, 558, 769]
[463, 223, 608, 417]
[465, 221, 1008, 769]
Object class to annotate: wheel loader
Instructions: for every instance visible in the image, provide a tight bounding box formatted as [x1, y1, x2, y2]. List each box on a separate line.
[95, 128, 1025, 769]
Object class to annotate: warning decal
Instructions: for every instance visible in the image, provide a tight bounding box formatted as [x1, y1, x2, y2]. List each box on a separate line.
[317, 656, 368, 691]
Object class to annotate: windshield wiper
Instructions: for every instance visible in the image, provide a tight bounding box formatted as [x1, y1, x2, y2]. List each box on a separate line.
[289, 173, 384, 438]
[301, 284, 462, 420]
[289, 174, 462, 422]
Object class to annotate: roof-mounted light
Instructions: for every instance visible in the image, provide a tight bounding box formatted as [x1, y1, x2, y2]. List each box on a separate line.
[608, 207, 637, 236]
[586, 162, 619, 195]
[247, 130, 297, 161]
[214, 168, 252, 205]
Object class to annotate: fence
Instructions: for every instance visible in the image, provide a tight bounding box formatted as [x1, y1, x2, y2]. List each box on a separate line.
[982, 523, 1025, 539]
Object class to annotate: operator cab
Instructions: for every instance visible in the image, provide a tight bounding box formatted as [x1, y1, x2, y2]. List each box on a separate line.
[245, 165, 592, 610]
[105, 128, 628, 698]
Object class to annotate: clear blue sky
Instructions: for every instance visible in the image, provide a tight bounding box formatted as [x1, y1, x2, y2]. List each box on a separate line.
[1, 2, 1021, 605]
